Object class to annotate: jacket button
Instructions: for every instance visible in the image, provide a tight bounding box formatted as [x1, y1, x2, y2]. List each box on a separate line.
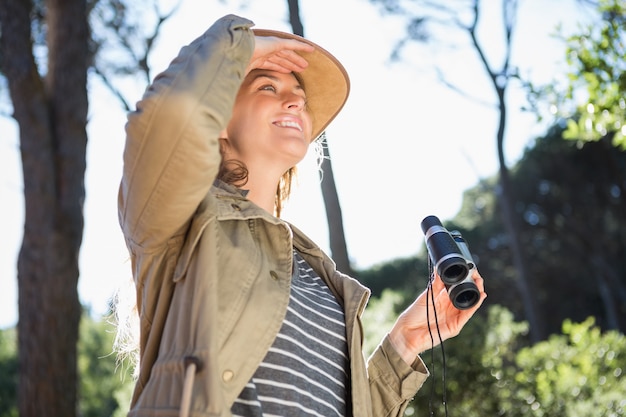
[222, 370, 234, 382]
[269, 271, 279, 281]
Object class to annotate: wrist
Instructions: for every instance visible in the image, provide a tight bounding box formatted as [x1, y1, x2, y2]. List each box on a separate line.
[388, 330, 424, 366]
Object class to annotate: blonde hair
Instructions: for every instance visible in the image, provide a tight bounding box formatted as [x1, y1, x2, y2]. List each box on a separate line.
[111, 277, 140, 379]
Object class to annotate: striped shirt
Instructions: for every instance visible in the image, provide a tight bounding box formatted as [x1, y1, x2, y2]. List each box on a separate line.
[231, 250, 349, 417]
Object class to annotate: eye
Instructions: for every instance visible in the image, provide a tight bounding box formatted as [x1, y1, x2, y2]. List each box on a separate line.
[259, 84, 276, 92]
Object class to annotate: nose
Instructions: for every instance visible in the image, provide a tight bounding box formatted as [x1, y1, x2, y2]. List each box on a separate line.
[284, 93, 306, 112]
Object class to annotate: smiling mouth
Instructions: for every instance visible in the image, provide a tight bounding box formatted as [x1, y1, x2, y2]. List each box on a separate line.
[274, 120, 303, 132]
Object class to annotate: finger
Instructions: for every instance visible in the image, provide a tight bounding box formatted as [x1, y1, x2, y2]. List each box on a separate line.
[248, 50, 311, 74]
[472, 269, 487, 295]
[272, 38, 315, 54]
[430, 272, 446, 294]
[267, 50, 310, 71]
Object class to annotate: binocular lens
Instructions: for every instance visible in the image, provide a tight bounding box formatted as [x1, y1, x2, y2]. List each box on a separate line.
[448, 281, 481, 310]
[438, 256, 470, 284]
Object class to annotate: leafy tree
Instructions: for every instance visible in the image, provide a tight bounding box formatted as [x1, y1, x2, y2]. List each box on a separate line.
[341, 282, 626, 417]
[461, 309, 625, 417]
[536, 0, 626, 148]
[356, 109, 626, 416]
[563, 0, 625, 147]
[514, 126, 626, 330]
[507, 317, 626, 416]
[457, 124, 626, 335]
[364, 119, 626, 337]
[89, 0, 178, 111]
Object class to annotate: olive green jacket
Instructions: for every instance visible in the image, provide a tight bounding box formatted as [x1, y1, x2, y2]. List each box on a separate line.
[118, 14, 428, 417]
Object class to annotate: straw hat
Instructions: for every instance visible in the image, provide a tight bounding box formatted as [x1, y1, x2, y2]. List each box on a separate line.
[253, 29, 351, 141]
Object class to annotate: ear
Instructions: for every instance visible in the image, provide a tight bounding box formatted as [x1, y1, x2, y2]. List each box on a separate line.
[218, 134, 230, 158]
[218, 129, 230, 154]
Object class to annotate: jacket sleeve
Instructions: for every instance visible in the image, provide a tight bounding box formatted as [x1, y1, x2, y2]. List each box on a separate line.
[116, 15, 255, 405]
[367, 335, 430, 417]
[118, 14, 254, 251]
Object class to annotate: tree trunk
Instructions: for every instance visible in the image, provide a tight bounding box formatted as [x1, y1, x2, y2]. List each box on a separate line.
[0, 0, 89, 415]
[467, 0, 544, 342]
[318, 136, 355, 276]
[286, 0, 355, 275]
[590, 254, 622, 330]
[495, 106, 544, 342]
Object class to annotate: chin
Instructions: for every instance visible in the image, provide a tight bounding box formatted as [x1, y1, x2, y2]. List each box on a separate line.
[283, 136, 309, 152]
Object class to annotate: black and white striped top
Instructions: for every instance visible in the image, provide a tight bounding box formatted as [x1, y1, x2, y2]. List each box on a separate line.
[231, 250, 349, 417]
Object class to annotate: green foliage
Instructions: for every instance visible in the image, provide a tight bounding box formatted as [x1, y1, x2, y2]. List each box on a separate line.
[0, 315, 134, 417]
[362, 289, 406, 358]
[78, 314, 135, 417]
[357, 115, 626, 415]
[513, 127, 626, 332]
[558, 0, 625, 148]
[397, 304, 625, 417]
[454, 125, 626, 336]
[406, 305, 529, 416]
[508, 317, 626, 416]
[0, 328, 17, 417]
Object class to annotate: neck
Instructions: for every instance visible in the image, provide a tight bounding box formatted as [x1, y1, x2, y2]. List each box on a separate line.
[244, 183, 277, 214]
[219, 147, 292, 215]
[241, 167, 284, 215]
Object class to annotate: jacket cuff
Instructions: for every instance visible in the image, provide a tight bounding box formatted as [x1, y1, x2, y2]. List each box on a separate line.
[367, 335, 429, 416]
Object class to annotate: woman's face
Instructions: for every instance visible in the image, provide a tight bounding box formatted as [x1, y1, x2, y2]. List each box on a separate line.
[222, 69, 313, 172]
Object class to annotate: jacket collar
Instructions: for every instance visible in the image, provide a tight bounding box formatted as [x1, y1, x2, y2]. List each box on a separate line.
[212, 179, 249, 198]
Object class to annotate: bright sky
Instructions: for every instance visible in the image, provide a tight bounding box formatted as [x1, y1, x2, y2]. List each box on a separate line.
[0, 0, 590, 328]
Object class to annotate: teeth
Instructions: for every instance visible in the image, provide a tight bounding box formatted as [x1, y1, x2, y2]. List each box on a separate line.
[276, 120, 302, 131]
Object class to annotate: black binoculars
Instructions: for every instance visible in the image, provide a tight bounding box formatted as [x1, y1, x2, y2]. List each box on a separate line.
[421, 215, 480, 310]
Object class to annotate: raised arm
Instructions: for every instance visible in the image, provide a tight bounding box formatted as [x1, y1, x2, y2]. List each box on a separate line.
[118, 15, 255, 249]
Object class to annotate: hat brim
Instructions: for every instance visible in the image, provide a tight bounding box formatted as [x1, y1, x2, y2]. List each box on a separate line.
[252, 29, 350, 141]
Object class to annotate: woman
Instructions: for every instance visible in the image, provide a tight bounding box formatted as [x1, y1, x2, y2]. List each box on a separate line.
[117, 14, 486, 417]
